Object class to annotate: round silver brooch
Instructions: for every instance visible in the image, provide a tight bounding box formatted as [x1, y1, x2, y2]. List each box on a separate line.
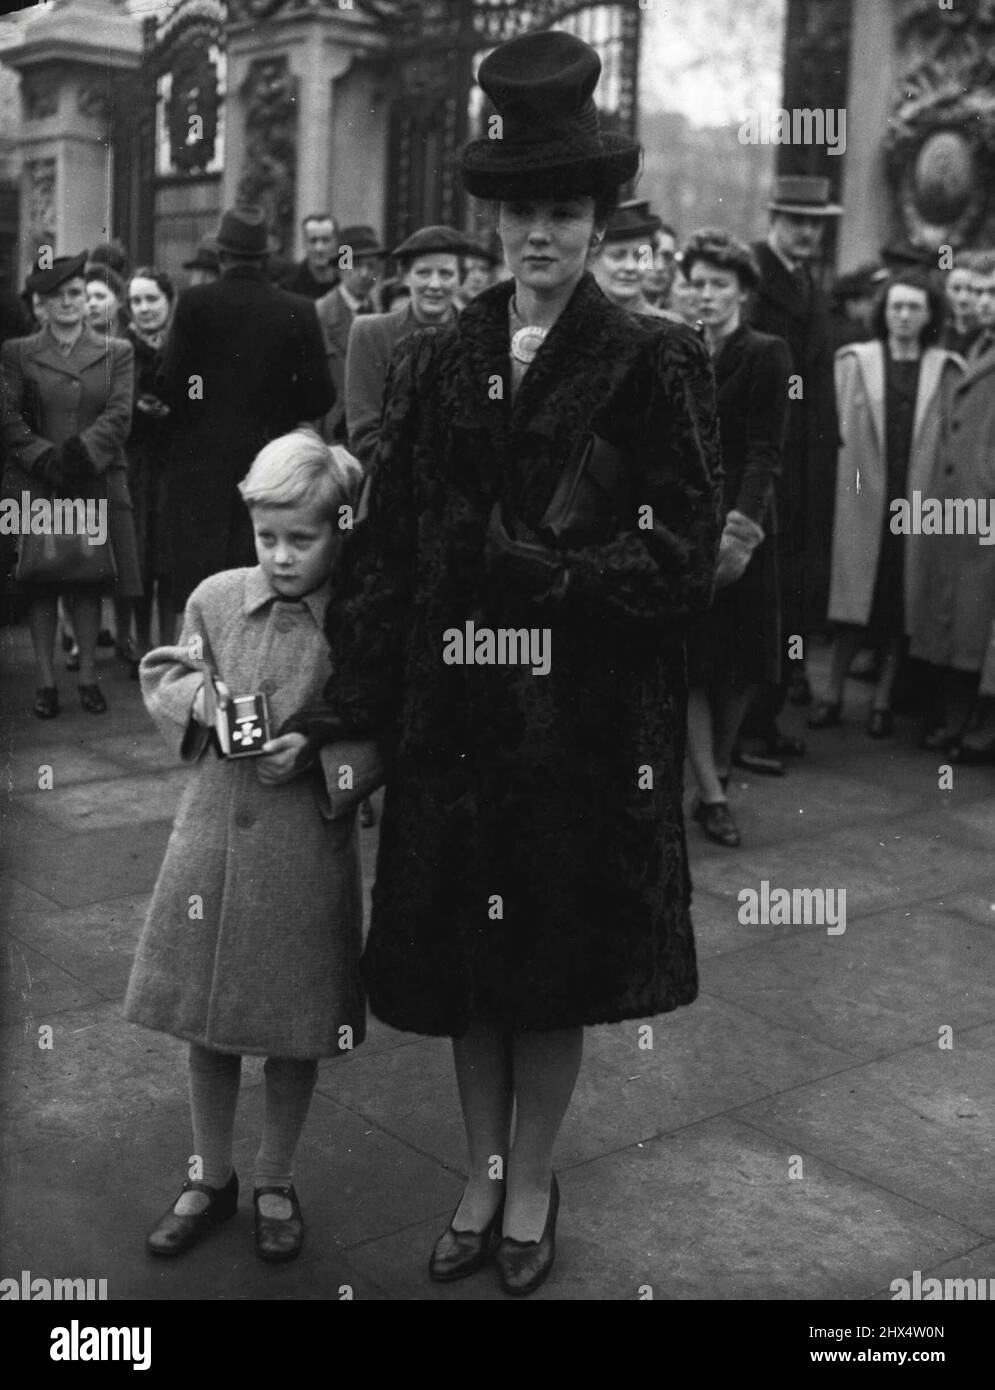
[510, 325, 549, 365]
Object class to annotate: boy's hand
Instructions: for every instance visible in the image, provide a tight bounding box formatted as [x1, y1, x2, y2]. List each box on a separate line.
[192, 678, 229, 727]
[257, 732, 308, 785]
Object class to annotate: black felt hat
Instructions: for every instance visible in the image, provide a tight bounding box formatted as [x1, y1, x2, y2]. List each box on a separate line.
[603, 199, 662, 243]
[216, 204, 269, 257]
[337, 225, 387, 261]
[26, 251, 88, 296]
[460, 30, 640, 201]
[392, 225, 472, 266]
[768, 175, 842, 217]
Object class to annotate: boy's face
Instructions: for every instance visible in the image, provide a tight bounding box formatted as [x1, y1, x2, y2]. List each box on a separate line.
[251, 503, 339, 599]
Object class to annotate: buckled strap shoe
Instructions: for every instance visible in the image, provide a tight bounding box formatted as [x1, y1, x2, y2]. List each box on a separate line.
[253, 1184, 304, 1263]
[692, 798, 741, 848]
[495, 1175, 560, 1297]
[146, 1171, 239, 1257]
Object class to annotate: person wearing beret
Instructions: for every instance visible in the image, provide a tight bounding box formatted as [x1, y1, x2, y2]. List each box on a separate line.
[282, 31, 722, 1295]
[314, 225, 386, 444]
[159, 204, 335, 607]
[682, 229, 792, 847]
[344, 224, 467, 473]
[0, 252, 143, 717]
[590, 199, 682, 322]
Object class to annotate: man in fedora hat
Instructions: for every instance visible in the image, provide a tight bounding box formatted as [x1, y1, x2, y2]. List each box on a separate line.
[345, 224, 469, 472]
[736, 174, 842, 773]
[314, 225, 387, 444]
[160, 204, 335, 606]
[182, 239, 220, 288]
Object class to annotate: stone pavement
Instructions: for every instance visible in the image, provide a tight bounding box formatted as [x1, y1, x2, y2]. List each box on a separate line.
[1, 620, 994, 1303]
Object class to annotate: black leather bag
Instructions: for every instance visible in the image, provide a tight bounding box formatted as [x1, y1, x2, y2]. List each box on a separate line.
[537, 431, 631, 549]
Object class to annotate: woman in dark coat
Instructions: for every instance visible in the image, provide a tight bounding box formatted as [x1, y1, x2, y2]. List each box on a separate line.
[683, 229, 791, 847]
[285, 32, 722, 1296]
[117, 267, 176, 665]
[0, 253, 142, 717]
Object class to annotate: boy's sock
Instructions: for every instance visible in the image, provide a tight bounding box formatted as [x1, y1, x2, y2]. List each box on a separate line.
[253, 1057, 318, 1216]
[177, 1043, 242, 1215]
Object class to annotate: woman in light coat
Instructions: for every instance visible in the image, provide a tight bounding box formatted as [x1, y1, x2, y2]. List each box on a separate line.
[809, 271, 961, 736]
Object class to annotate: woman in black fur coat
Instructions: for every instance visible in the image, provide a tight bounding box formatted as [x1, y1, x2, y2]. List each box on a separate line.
[284, 31, 723, 1295]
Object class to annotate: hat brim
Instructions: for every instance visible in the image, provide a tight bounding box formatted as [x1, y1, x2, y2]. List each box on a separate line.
[603, 219, 662, 244]
[350, 247, 388, 261]
[26, 251, 89, 296]
[460, 132, 640, 201]
[768, 201, 843, 217]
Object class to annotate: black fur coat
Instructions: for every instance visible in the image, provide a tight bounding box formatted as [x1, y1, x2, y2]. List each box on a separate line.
[318, 272, 723, 1035]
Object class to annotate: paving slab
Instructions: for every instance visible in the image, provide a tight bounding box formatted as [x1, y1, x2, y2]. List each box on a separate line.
[734, 1021, 995, 1237]
[3, 818, 172, 908]
[701, 903, 995, 1059]
[5, 893, 150, 1000]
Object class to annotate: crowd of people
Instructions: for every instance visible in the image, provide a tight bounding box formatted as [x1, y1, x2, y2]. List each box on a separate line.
[2, 24, 993, 1297]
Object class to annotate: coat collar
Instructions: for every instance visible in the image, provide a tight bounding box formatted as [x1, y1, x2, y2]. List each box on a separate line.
[711, 321, 751, 381]
[242, 565, 330, 626]
[840, 340, 960, 451]
[751, 241, 809, 323]
[958, 334, 995, 391]
[23, 323, 110, 374]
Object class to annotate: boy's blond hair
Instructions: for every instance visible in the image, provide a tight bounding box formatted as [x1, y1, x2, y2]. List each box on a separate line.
[238, 428, 364, 520]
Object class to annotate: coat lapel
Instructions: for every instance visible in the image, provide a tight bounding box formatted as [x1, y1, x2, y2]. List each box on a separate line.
[25, 326, 109, 378]
[911, 346, 951, 448]
[853, 341, 885, 453]
[753, 243, 808, 324]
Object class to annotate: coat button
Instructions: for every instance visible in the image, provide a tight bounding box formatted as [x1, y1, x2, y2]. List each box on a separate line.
[259, 678, 277, 695]
[235, 811, 255, 829]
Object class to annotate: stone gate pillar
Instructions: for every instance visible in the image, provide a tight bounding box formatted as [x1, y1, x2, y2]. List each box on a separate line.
[225, 1, 394, 258]
[0, 0, 141, 277]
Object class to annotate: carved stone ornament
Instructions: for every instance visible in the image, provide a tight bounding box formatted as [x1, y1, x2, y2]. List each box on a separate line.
[20, 68, 59, 121]
[27, 157, 57, 253]
[237, 55, 299, 250]
[885, 0, 995, 249]
[77, 82, 112, 122]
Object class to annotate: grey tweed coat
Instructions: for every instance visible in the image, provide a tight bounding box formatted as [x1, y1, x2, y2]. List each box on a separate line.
[124, 566, 366, 1058]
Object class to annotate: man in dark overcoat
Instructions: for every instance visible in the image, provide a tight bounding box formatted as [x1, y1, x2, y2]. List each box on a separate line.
[160, 205, 335, 606]
[741, 175, 841, 769]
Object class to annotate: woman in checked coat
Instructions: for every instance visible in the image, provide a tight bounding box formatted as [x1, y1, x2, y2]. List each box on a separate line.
[285, 31, 723, 1295]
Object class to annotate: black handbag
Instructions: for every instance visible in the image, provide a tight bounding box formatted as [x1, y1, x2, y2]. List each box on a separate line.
[537, 431, 632, 548]
[14, 472, 117, 586]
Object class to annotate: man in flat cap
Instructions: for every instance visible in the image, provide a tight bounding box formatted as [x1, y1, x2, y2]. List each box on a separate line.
[160, 204, 335, 606]
[315, 225, 386, 444]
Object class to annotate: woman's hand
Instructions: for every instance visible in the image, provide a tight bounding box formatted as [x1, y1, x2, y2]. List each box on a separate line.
[257, 732, 308, 785]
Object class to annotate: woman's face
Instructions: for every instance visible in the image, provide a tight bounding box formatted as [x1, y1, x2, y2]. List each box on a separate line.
[404, 254, 460, 323]
[129, 276, 171, 334]
[688, 260, 746, 334]
[44, 277, 86, 329]
[461, 257, 493, 299]
[591, 237, 653, 306]
[669, 265, 700, 326]
[498, 197, 597, 298]
[85, 280, 121, 331]
[945, 268, 977, 324]
[885, 284, 930, 344]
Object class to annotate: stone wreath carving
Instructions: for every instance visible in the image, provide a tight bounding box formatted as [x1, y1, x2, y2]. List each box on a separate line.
[885, 3, 995, 249]
[237, 56, 299, 250]
[167, 41, 221, 173]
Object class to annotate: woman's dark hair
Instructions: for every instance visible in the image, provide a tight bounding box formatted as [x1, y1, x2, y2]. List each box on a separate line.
[381, 278, 411, 311]
[127, 266, 176, 305]
[870, 271, 945, 345]
[85, 264, 125, 300]
[471, 184, 621, 232]
[681, 227, 760, 291]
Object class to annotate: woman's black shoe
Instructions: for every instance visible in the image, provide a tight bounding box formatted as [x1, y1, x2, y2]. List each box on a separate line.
[766, 733, 806, 757]
[429, 1191, 505, 1282]
[807, 700, 842, 729]
[867, 708, 894, 738]
[692, 798, 741, 847]
[253, 1184, 304, 1263]
[33, 686, 59, 720]
[78, 683, 107, 715]
[146, 1171, 239, 1257]
[731, 748, 785, 777]
[496, 1175, 559, 1297]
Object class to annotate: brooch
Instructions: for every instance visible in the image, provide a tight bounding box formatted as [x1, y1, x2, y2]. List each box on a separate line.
[510, 325, 549, 365]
